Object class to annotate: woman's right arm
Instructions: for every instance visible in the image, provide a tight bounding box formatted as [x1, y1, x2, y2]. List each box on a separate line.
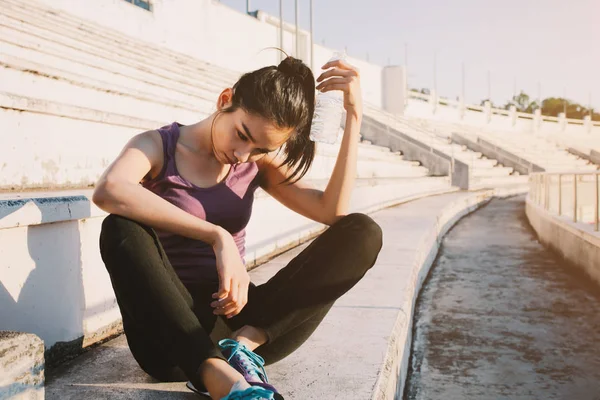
[92, 130, 226, 245]
[95, 130, 251, 317]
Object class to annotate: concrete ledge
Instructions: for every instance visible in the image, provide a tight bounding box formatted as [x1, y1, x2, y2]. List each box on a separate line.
[371, 190, 493, 399]
[0, 331, 44, 400]
[452, 132, 545, 174]
[567, 147, 600, 166]
[361, 115, 471, 189]
[525, 198, 600, 285]
[0, 177, 454, 365]
[43, 190, 499, 399]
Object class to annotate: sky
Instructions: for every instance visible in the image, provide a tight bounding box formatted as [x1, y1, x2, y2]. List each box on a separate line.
[219, 0, 600, 110]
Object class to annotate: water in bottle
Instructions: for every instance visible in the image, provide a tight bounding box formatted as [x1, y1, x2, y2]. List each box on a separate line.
[310, 51, 347, 144]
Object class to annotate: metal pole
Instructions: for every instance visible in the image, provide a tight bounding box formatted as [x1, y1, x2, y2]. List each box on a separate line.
[461, 62, 465, 104]
[309, 0, 314, 72]
[405, 43, 409, 106]
[544, 175, 552, 211]
[487, 70, 491, 102]
[558, 174, 562, 216]
[563, 87, 567, 117]
[433, 51, 437, 97]
[513, 76, 517, 104]
[295, 0, 300, 58]
[536, 175, 540, 205]
[533, 175, 537, 204]
[573, 174, 577, 222]
[279, 0, 284, 61]
[594, 174, 600, 232]
[538, 175, 542, 205]
[542, 175, 545, 208]
[246, 0, 251, 14]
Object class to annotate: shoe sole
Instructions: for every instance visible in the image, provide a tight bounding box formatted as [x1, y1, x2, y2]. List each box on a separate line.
[186, 381, 211, 398]
[187, 380, 285, 400]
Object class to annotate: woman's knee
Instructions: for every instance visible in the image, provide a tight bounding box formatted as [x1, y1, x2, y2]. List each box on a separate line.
[335, 213, 383, 254]
[99, 214, 153, 259]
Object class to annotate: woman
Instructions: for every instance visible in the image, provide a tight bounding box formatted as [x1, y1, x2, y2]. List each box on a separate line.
[93, 55, 383, 400]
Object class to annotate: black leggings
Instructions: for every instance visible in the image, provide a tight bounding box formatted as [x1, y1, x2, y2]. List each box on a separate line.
[99, 213, 382, 389]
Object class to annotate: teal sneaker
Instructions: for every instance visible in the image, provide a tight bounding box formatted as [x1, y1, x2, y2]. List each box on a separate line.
[220, 386, 275, 400]
[218, 339, 281, 398]
[186, 381, 275, 400]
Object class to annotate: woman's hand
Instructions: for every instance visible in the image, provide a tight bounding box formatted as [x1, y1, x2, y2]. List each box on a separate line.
[210, 230, 250, 319]
[316, 59, 363, 118]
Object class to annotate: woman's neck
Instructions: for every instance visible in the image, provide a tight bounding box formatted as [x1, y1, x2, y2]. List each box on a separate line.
[179, 115, 217, 159]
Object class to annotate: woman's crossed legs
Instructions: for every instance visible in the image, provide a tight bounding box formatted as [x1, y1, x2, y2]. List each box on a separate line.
[99, 213, 382, 394]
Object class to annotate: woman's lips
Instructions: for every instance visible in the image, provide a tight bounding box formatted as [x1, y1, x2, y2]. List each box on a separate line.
[224, 153, 236, 164]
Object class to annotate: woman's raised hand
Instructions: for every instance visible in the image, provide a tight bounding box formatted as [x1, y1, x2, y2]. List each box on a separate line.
[211, 231, 250, 319]
[316, 59, 362, 117]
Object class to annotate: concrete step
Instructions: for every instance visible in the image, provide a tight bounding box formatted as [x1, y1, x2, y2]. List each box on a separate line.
[0, 22, 220, 107]
[0, 17, 223, 103]
[469, 175, 530, 190]
[0, 61, 205, 123]
[471, 166, 514, 178]
[0, 0, 236, 88]
[0, 103, 431, 190]
[469, 159, 500, 169]
[0, 42, 214, 112]
[307, 157, 430, 180]
[4, 0, 240, 82]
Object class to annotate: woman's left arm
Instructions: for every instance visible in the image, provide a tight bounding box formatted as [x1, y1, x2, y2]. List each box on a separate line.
[258, 60, 362, 226]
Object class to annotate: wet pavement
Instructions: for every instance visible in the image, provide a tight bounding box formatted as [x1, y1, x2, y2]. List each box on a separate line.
[405, 195, 600, 400]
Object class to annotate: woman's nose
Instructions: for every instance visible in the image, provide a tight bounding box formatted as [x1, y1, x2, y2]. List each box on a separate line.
[234, 150, 250, 163]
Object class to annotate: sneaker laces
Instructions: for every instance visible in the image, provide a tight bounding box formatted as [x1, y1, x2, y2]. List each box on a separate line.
[221, 385, 275, 400]
[218, 339, 269, 383]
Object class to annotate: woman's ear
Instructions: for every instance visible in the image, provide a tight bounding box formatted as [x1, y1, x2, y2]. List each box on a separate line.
[217, 88, 234, 110]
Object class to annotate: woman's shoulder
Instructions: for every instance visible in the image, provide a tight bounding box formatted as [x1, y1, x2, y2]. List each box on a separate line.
[139, 123, 179, 183]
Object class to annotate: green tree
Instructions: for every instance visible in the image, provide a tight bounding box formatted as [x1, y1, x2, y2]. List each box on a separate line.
[503, 91, 531, 112]
[492, 91, 599, 121]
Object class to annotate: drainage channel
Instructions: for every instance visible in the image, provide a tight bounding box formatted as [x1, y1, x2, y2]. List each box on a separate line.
[405, 195, 600, 400]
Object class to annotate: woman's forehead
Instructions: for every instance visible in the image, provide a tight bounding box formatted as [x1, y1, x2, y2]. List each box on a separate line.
[241, 111, 293, 147]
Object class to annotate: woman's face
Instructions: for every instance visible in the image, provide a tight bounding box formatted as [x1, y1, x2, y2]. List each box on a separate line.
[212, 90, 293, 165]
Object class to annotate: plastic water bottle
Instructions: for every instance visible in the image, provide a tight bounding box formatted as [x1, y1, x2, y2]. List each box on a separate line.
[310, 51, 347, 144]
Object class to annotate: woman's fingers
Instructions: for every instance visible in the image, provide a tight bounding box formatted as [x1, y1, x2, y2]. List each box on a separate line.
[213, 280, 247, 316]
[227, 282, 248, 318]
[321, 59, 357, 71]
[316, 77, 352, 92]
[316, 67, 358, 83]
[213, 272, 232, 300]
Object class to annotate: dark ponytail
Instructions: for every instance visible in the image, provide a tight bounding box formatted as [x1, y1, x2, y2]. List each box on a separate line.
[221, 56, 316, 184]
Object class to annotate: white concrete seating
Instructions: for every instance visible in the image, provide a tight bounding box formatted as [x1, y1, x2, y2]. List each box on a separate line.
[0, 176, 453, 356]
[444, 122, 599, 172]
[546, 133, 600, 158]
[363, 105, 520, 187]
[0, 0, 441, 191]
[0, 0, 238, 86]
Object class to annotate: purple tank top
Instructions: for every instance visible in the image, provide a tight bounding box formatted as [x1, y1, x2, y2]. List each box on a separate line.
[142, 122, 262, 285]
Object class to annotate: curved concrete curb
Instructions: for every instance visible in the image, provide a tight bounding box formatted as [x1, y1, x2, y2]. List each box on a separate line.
[525, 197, 600, 286]
[371, 190, 494, 400]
